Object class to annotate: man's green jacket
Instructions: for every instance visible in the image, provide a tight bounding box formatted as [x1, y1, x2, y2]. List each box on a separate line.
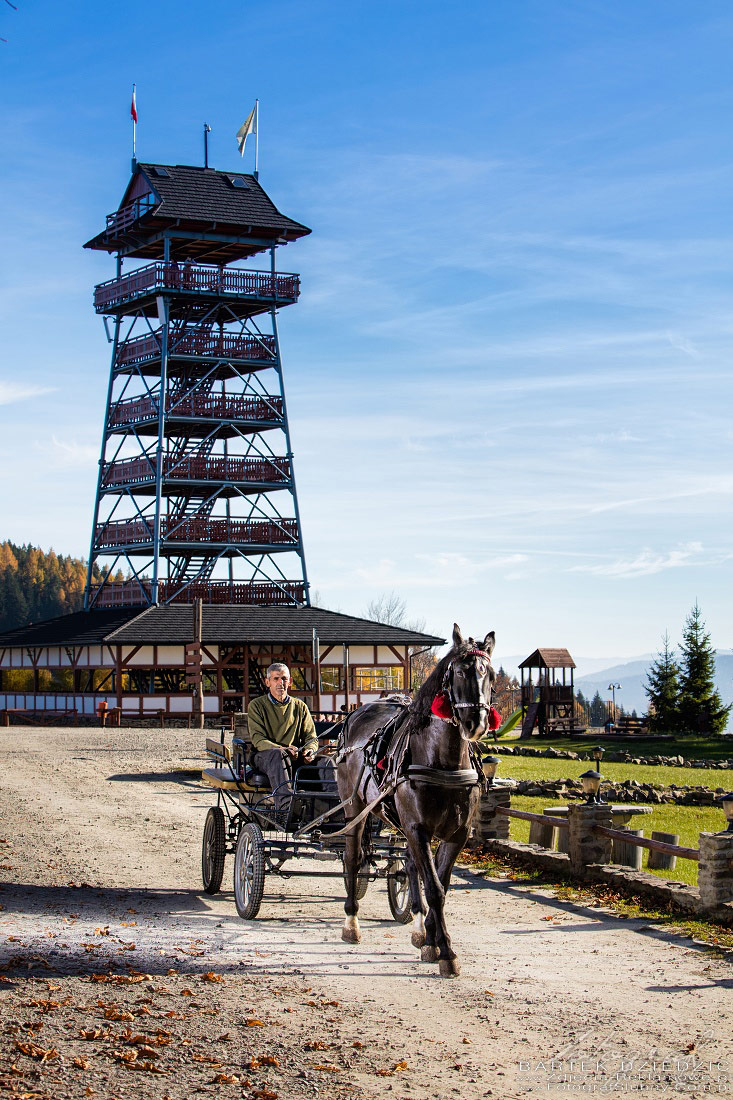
[247, 694, 318, 756]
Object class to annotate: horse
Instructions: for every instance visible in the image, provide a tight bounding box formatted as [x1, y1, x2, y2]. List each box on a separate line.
[336, 624, 496, 977]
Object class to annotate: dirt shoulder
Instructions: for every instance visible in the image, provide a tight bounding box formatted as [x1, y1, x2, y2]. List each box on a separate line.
[0, 726, 730, 1100]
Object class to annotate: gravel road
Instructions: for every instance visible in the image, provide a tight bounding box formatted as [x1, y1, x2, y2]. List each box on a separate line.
[0, 725, 730, 1100]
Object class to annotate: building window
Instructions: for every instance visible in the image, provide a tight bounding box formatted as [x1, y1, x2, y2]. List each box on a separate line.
[351, 666, 404, 693]
[0, 669, 34, 691]
[320, 666, 344, 693]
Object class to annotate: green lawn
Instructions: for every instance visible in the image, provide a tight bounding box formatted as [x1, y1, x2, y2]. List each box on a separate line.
[493, 754, 733, 790]
[508, 794, 724, 887]
[494, 731, 733, 761]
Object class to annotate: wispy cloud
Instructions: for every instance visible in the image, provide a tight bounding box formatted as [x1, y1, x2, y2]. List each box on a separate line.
[568, 542, 724, 579]
[0, 382, 56, 406]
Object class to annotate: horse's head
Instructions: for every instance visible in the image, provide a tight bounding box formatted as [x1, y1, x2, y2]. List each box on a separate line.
[440, 623, 496, 740]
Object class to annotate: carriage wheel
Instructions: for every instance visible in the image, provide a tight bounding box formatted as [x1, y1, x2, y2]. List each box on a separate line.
[387, 859, 413, 924]
[234, 822, 266, 920]
[201, 806, 226, 895]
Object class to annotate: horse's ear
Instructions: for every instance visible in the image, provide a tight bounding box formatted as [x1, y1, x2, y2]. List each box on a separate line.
[482, 631, 496, 656]
[452, 623, 463, 648]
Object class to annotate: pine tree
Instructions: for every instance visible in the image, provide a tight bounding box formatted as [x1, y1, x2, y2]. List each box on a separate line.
[589, 690, 606, 726]
[677, 603, 731, 735]
[644, 632, 681, 733]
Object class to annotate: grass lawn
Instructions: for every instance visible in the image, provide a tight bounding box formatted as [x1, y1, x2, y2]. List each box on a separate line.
[494, 731, 733, 761]
[508, 795, 724, 886]
[493, 754, 733, 790]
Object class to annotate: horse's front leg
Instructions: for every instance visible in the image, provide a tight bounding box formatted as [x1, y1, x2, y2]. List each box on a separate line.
[341, 814, 367, 943]
[404, 822, 458, 977]
[405, 851, 428, 949]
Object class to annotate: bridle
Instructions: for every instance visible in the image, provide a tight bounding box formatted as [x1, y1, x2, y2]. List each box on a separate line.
[441, 647, 493, 722]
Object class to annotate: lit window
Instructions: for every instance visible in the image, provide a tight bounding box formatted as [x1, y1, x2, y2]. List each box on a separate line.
[320, 667, 344, 692]
[351, 667, 404, 693]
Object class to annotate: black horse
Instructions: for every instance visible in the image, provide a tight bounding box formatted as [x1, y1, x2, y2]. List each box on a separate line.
[336, 624, 495, 977]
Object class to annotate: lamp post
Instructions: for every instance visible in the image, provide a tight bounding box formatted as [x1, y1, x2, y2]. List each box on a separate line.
[716, 792, 733, 833]
[482, 755, 500, 786]
[592, 745, 604, 774]
[580, 769, 605, 804]
[607, 682, 621, 720]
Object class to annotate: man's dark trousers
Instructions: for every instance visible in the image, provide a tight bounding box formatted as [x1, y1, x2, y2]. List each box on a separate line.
[252, 749, 293, 811]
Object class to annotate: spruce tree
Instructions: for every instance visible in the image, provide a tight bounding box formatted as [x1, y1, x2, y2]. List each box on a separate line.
[677, 603, 731, 735]
[644, 632, 681, 733]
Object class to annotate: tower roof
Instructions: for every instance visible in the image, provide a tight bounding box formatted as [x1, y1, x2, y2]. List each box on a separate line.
[519, 648, 576, 669]
[84, 163, 311, 263]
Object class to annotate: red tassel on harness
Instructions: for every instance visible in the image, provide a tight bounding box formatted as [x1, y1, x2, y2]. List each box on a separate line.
[431, 692, 453, 721]
[488, 706, 502, 731]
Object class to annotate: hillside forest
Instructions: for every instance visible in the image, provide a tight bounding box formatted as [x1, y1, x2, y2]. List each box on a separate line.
[0, 541, 103, 634]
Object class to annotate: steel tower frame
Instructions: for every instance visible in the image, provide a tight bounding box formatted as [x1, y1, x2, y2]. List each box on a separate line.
[83, 164, 310, 609]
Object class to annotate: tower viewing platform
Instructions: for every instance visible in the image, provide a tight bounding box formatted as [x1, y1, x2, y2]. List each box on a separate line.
[83, 161, 311, 610]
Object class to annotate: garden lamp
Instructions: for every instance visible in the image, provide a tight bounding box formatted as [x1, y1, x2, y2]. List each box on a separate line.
[592, 745, 604, 773]
[482, 755, 500, 785]
[580, 769, 604, 804]
[716, 792, 733, 833]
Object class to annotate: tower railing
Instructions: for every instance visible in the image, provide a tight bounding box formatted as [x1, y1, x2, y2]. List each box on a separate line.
[88, 578, 308, 608]
[102, 454, 291, 488]
[115, 330, 277, 366]
[95, 516, 299, 548]
[110, 393, 284, 427]
[105, 193, 158, 234]
[94, 262, 300, 312]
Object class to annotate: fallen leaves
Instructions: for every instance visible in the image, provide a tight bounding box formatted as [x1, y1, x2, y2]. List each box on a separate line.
[13, 1041, 60, 1063]
[244, 1017, 265, 1027]
[201, 972, 223, 983]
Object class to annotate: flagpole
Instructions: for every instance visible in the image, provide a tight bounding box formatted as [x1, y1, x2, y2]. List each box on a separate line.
[254, 98, 259, 180]
[132, 83, 137, 170]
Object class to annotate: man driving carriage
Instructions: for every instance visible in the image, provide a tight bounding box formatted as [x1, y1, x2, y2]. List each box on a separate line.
[247, 663, 319, 812]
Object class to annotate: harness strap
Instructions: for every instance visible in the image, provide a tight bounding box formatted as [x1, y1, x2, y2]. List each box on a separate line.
[406, 765, 479, 787]
[327, 777, 406, 837]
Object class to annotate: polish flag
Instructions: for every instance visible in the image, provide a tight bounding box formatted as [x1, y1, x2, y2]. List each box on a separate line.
[130, 85, 138, 124]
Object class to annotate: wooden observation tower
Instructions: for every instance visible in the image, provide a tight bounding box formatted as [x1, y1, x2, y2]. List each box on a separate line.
[83, 161, 311, 609]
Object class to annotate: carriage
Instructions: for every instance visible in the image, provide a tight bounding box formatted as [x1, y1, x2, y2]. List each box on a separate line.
[199, 727, 412, 922]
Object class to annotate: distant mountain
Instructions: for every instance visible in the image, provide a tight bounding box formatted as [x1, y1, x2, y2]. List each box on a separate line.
[498, 653, 653, 682]
[577, 653, 733, 722]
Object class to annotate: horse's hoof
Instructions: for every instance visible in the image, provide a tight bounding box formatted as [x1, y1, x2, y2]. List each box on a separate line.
[341, 928, 361, 944]
[439, 958, 460, 978]
[411, 930, 426, 949]
[420, 945, 438, 963]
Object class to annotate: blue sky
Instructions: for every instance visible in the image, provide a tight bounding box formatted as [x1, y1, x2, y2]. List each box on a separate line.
[1, 1, 731, 658]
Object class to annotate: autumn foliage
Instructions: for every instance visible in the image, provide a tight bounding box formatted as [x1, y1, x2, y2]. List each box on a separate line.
[0, 540, 103, 633]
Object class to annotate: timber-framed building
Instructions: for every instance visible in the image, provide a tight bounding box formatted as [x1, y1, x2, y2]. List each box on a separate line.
[0, 607, 442, 719]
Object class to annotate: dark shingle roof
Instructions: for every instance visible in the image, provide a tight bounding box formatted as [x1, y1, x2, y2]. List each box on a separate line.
[0, 606, 443, 649]
[0, 609, 141, 648]
[107, 606, 444, 647]
[519, 648, 576, 669]
[84, 164, 310, 260]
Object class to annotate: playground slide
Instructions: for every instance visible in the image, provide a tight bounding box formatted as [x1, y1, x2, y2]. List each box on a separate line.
[496, 707, 522, 737]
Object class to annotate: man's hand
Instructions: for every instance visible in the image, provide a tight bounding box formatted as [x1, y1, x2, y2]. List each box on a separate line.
[302, 750, 315, 763]
[283, 745, 298, 758]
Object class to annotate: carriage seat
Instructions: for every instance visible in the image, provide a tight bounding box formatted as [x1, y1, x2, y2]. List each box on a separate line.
[232, 737, 270, 789]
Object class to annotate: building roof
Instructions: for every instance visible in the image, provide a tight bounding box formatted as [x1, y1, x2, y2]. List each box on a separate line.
[0, 606, 444, 649]
[518, 648, 576, 669]
[84, 164, 311, 262]
[0, 609, 141, 648]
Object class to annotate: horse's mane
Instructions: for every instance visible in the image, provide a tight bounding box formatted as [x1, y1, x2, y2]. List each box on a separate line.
[409, 639, 477, 729]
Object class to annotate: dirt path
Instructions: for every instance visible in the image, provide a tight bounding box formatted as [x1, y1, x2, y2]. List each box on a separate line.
[0, 726, 730, 1100]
